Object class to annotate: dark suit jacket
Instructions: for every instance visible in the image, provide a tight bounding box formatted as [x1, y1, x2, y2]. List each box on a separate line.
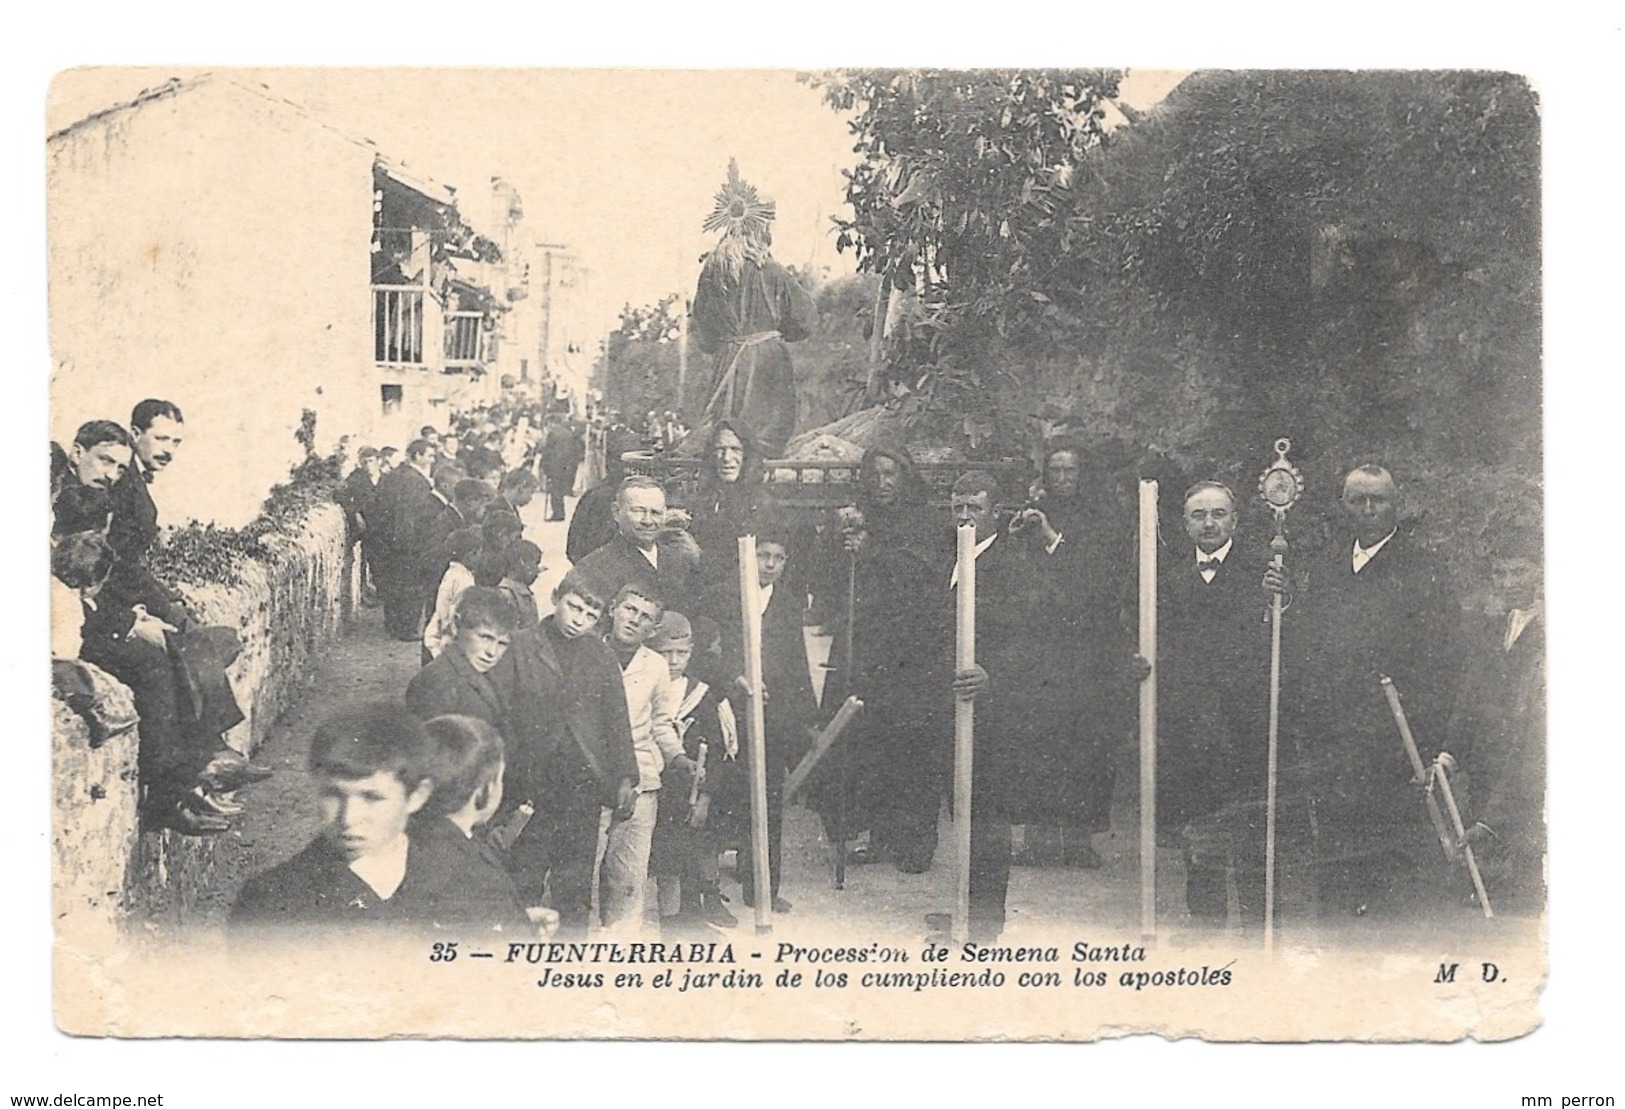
[403, 817, 531, 932]
[373, 465, 436, 559]
[231, 835, 424, 933]
[574, 533, 698, 615]
[487, 617, 638, 808]
[335, 467, 378, 538]
[405, 647, 512, 738]
[1155, 538, 1271, 828]
[1286, 527, 1462, 855]
[718, 581, 817, 774]
[413, 495, 465, 590]
[108, 460, 159, 564]
[566, 480, 619, 564]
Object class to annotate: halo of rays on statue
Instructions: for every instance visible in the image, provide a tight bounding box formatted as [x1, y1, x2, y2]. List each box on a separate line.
[703, 158, 776, 277]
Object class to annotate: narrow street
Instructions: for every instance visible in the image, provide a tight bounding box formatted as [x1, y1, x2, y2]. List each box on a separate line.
[196, 489, 1152, 942]
[196, 492, 1526, 951]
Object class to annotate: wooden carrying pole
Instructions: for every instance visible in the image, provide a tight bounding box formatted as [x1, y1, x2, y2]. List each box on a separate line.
[835, 552, 858, 890]
[1137, 480, 1158, 944]
[951, 521, 977, 944]
[1431, 753, 1495, 919]
[737, 535, 773, 934]
[784, 695, 864, 802]
[1380, 676, 1457, 858]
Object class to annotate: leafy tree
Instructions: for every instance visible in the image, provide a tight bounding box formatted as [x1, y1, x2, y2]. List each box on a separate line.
[594, 294, 689, 419]
[811, 68, 1122, 444]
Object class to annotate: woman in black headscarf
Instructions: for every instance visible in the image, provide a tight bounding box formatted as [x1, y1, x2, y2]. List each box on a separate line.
[690, 418, 779, 621]
[808, 440, 953, 871]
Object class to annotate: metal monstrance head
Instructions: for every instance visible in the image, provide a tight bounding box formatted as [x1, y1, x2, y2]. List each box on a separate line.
[1257, 437, 1304, 538]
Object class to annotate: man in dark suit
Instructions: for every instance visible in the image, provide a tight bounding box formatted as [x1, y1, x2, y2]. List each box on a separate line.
[1271, 463, 1463, 917]
[574, 476, 698, 616]
[412, 463, 470, 645]
[1156, 481, 1271, 928]
[336, 447, 381, 589]
[372, 439, 438, 640]
[539, 415, 583, 522]
[485, 568, 639, 937]
[1448, 543, 1544, 913]
[482, 468, 537, 537]
[566, 429, 642, 564]
[108, 398, 183, 565]
[944, 471, 1095, 940]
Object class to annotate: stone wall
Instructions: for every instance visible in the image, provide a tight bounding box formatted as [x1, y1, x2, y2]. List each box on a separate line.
[52, 503, 360, 940]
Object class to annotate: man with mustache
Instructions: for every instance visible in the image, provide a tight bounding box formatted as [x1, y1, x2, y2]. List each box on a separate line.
[1155, 481, 1270, 930]
[108, 398, 184, 565]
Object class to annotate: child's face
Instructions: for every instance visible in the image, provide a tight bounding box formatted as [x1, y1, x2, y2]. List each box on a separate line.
[318, 771, 431, 863]
[609, 595, 662, 649]
[455, 622, 511, 674]
[659, 643, 693, 680]
[554, 592, 604, 638]
[756, 542, 789, 588]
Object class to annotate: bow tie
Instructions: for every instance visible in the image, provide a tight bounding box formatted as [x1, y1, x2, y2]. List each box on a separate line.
[1196, 559, 1221, 572]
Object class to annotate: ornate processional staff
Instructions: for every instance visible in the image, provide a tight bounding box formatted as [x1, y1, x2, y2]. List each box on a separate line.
[1258, 438, 1304, 953]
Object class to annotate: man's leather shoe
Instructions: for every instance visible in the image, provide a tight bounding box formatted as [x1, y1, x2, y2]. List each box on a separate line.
[199, 751, 273, 792]
[699, 888, 737, 928]
[165, 803, 231, 836]
[186, 786, 244, 817]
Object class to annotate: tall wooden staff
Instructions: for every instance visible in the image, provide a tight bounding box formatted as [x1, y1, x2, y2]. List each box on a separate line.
[951, 520, 977, 944]
[1137, 479, 1159, 943]
[737, 534, 773, 935]
[835, 548, 858, 890]
[1257, 438, 1304, 954]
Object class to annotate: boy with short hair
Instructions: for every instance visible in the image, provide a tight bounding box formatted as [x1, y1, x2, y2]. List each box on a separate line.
[497, 540, 544, 631]
[407, 587, 517, 732]
[230, 702, 438, 934]
[649, 611, 741, 932]
[407, 714, 535, 934]
[597, 583, 688, 932]
[422, 528, 484, 662]
[722, 519, 817, 912]
[485, 568, 638, 937]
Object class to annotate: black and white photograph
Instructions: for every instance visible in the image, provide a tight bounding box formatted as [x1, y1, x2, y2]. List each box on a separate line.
[20, 11, 1615, 1086]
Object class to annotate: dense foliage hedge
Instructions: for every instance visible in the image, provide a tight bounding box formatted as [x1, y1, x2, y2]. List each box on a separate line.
[149, 446, 344, 589]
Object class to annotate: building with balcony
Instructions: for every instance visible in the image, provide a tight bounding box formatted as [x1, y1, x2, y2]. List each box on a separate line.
[48, 73, 528, 527]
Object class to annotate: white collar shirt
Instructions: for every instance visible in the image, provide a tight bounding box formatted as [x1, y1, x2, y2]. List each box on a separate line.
[949, 532, 998, 589]
[1196, 538, 1233, 583]
[1352, 529, 1397, 574]
[619, 644, 683, 791]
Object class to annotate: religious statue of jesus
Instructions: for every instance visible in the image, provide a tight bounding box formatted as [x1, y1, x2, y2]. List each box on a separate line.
[691, 160, 819, 458]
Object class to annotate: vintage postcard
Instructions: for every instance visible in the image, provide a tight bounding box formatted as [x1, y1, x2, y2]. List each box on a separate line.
[45, 65, 1544, 1042]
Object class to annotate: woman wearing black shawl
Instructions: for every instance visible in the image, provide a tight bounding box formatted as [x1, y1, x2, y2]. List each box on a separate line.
[809, 441, 951, 871]
[690, 418, 777, 620]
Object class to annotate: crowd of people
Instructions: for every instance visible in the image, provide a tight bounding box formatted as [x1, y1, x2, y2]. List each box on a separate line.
[51, 400, 1544, 945]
